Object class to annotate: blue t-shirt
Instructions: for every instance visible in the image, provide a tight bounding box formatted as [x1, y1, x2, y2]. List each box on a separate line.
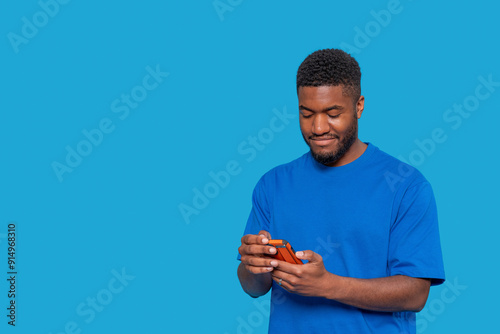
[238, 143, 445, 334]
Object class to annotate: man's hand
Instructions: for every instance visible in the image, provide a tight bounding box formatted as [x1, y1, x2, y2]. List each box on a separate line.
[237, 230, 277, 297]
[238, 230, 278, 274]
[271, 250, 331, 296]
[271, 249, 431, 312]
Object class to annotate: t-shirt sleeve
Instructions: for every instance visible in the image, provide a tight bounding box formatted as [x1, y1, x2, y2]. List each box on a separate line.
[388, 181, 445, 285]
[236, 176, 271, 261]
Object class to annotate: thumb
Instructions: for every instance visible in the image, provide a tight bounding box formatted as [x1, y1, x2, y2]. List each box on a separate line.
[296, 250, 322, 263]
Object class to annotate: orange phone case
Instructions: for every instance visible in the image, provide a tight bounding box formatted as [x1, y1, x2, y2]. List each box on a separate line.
[267, 239, 303, 265]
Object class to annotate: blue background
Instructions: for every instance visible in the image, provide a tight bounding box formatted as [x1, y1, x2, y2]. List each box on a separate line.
[1, 0, 498, 333]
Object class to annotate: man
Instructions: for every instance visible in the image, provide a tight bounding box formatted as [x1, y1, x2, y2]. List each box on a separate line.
[237, 49, 445, 333]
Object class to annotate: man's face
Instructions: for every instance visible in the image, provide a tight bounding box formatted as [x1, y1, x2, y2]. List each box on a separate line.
[298, 85, 364, 166]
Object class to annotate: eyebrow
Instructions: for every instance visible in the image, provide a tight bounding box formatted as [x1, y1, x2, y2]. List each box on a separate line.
[299, 104, 344, 113]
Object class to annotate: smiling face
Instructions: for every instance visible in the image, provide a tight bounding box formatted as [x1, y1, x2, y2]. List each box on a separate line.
[298, 85, 365, 167]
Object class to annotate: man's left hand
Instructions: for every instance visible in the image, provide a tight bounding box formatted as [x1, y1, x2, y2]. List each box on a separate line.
[271, 250, 334, 297]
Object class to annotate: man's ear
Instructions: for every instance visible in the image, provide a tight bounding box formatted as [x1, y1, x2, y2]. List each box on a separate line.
[356, 95, 365, 119]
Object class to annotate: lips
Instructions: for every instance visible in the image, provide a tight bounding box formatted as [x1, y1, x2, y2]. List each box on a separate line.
[310, 137, 337, 146]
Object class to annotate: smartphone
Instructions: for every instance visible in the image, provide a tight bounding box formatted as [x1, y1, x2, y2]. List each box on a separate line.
[267, 239, 303, 265]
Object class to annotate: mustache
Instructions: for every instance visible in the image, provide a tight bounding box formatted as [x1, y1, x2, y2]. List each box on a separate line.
[309, 135, 339, 140]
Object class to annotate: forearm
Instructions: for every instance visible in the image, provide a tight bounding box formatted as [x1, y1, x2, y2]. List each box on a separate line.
[237, 262, 273, 298]
[322, 274, 430, 312]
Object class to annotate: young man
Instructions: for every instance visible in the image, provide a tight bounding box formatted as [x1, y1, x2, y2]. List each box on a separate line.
[237, 49, 445, 333]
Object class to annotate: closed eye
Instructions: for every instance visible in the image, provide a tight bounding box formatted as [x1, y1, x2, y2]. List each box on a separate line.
[328, 114, 340, 119]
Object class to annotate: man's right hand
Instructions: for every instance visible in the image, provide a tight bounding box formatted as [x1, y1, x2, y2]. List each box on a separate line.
[238, 230, 278, 274]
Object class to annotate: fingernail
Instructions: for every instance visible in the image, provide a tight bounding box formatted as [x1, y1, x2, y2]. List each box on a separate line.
[262, 238, 269, 244]
[296, 251, 304, 257]
[266, 267, 273, 271]
[271, 260, 278, 267]
[269, 247, 276, 254]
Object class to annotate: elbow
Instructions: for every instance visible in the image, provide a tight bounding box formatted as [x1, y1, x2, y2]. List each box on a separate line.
[408, 287, 431, 313]
[247, 290, 264, 298]
[237, 262, 272, 298]
[410, 300, 426, 313]
[400, 300, 425, 313]
[404, 278, 431, 312]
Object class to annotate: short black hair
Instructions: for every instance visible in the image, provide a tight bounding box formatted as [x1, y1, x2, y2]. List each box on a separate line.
[296, 48, 361, 102]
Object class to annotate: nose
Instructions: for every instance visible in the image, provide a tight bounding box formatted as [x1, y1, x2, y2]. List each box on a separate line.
[312, 114, 330, 136]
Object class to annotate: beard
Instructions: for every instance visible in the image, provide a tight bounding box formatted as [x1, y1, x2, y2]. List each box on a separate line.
[303, 116, 358, 166]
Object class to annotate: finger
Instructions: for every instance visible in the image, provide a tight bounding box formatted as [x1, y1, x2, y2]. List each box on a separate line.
[241, 233, 270, 246]
[242, 255, 278, 269]
[295, 250, 322, 263]
[258, 230, 272, 240]
[245, 264, 274, 274]
[241, 244, 277, 257]
[271, 271, 294, 289]
[241, 234, 262, 245]
[273, 260, 302, 275]
[271, 273, 283, 286]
